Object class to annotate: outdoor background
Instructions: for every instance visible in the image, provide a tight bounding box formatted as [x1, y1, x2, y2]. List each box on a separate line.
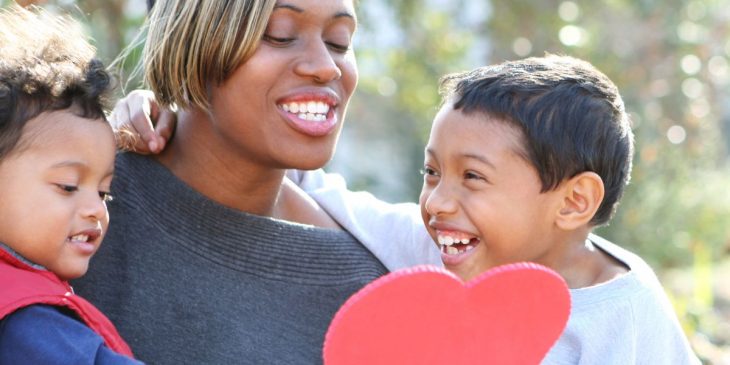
[4, 0, 728, 363]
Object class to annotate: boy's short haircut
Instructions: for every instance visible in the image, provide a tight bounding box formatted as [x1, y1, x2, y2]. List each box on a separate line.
[439, 55, 634, 226]
[0, 5, 112, 161]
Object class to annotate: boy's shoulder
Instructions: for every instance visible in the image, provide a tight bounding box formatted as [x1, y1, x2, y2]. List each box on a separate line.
[572, 234, 665, 307]
[576, 234, 684, 327]
[553, 234, 701, 365]
[588, 233, 655, 280]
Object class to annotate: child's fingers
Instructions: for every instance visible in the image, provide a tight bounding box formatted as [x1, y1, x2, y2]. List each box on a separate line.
[127, 91, 159, 153]
[153, 109, 177, 153]
[109, 100, 146, 152]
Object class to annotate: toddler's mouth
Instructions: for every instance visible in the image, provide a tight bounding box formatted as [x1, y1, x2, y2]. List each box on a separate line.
[67, 229, 101, 244]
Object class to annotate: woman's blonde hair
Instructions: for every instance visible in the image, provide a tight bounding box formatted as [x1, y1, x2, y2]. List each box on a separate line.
[143, 0, 276, 111]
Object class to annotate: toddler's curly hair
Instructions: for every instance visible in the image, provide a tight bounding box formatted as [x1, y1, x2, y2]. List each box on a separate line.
[0, 5, 113, 160]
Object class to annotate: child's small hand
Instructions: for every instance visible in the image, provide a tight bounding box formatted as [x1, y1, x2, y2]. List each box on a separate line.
[110, 90, 176, 154]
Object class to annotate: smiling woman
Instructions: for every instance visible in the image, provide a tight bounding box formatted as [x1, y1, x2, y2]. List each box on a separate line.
[71, 1, 389, 364]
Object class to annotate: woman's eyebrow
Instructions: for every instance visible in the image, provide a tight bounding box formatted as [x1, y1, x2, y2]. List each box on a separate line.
[273, 4, 355, 20]
[273, 4, 303, 13]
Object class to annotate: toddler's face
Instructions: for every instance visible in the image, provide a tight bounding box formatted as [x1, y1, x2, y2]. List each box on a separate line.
[419, 105, 564, 282]
[0, 110, 115, 281]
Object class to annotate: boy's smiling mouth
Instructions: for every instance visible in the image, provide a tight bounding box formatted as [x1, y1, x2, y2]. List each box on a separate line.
[436, 230, 481, 255]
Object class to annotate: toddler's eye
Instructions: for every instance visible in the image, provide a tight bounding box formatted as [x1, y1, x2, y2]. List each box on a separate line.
[56, 184, 78, 193]
[99, 191, 114, 202]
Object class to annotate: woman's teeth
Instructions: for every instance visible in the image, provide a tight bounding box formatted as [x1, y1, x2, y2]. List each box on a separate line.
[280, 101, 330, 122]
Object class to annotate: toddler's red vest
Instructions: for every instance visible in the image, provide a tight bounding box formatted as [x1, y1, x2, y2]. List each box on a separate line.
[0, 248, 134, 357]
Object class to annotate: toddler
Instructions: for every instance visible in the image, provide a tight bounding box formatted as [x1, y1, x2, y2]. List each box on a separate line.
[0, 5, 141, 364]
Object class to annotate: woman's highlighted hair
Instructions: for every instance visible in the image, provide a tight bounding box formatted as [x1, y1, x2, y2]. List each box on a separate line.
[143, 0, 276, 112]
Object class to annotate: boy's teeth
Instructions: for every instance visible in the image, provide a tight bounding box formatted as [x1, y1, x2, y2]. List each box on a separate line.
[437, 233, 479, 254]
[437, 234, 473, 246]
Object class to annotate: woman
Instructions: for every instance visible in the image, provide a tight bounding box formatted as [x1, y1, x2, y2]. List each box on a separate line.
[74, 1, 439, 363]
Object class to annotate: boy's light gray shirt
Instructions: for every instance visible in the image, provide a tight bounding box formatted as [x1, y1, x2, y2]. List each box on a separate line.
[289, 169, 442, 271]
[543, 235, 701, 365]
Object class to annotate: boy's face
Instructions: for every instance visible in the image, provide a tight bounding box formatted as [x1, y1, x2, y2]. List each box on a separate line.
[0, 110, 115, 281]
[419, 105, 564, 282]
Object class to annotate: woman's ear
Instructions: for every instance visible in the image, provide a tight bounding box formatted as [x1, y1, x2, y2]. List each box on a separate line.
[555, 172, 605, 230]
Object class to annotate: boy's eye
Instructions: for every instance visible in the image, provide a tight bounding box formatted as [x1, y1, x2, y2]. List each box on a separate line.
[420, 167, 439, 177]
[464, 171, 481, 180]
[464, 171, 490, 184]
[99, 191, 114, 202]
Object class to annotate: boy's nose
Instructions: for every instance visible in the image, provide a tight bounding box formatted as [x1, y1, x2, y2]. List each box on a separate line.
[424, 183, 458, 216]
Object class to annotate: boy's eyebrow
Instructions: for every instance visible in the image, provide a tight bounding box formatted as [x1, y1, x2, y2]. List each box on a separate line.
[424, 148, 496, 169]
[462, 153, 497, 169]
[273, 3, 356, 20]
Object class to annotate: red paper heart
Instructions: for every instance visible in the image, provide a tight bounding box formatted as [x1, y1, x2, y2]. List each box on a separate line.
[323, 262, 570, 364]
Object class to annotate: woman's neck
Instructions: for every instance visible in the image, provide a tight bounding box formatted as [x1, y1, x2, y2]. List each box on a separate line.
[155, 108, 287, 216]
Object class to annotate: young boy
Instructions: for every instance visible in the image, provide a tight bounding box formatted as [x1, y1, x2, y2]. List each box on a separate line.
[0, 6, 142, 364]
[419, 54, 700, 364]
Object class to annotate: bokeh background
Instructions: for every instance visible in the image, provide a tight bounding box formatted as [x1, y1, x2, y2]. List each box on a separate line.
[4, 0, 728, 363]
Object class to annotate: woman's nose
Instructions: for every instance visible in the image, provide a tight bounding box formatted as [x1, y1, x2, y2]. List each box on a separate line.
[294, 40, 342, 83]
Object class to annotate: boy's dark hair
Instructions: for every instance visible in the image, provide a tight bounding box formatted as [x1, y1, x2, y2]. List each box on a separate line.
[0, 5, 112, 161]
[439, 55, 634, 226]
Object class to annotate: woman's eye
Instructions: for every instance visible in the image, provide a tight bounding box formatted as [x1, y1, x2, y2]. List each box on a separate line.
[99, 191, 114, 202]
[326, 41, 350, 53]
[263, 34, 294, 45]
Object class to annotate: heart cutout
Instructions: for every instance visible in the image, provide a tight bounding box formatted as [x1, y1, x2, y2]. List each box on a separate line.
[323, 262, 570, 364]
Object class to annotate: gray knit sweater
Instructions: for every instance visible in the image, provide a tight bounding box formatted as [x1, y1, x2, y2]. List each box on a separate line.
[73, 153, 387, 365]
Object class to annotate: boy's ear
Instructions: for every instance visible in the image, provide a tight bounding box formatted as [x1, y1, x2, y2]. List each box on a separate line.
[555, 172, 605, 230]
